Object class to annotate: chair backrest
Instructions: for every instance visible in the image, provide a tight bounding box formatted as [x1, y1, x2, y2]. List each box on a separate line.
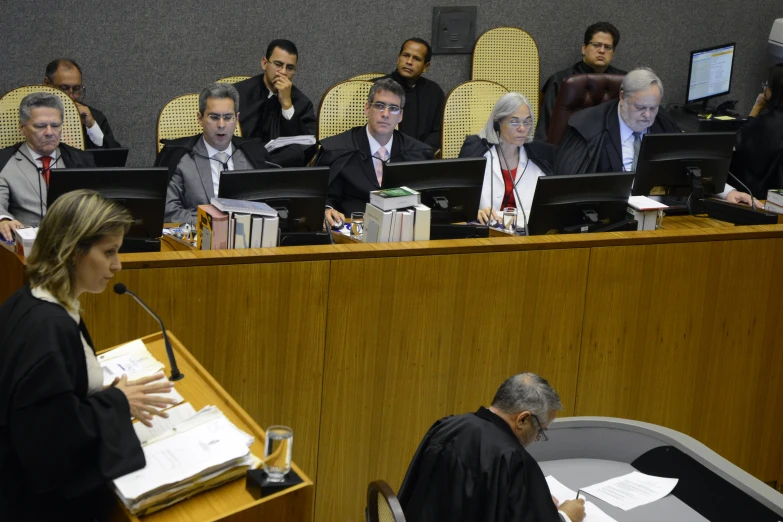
[547, 74, 625, 146]
[156, 93, 242, 153]
[0, 85, 86, 150]
[472, 27, 540, 127]
[348, 73, 385, 81]
[216, 76, 251, 84]
[317, 80, 374, 141]
[367, 480, 406, 522]
[441, 80, 508, 159]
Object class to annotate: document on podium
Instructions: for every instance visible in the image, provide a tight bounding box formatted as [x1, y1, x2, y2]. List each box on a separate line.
[581, 471, 679, 511]
[98, 339, 165, 385]
[545, 476, 618, 522]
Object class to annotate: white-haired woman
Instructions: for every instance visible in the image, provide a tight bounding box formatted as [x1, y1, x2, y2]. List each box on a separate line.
[459, 93, 556, 226]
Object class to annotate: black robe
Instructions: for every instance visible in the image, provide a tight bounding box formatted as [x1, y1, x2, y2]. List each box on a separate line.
[316, 126, 433, 215]
[554, 98, 680, 175]
[534, 61, 627, 142]
[0, 286, 145, 521]
[398, 407, 562, 522]
[234, 74, 318, 167]
[377, 70, 446, 149]
[83, 105, 121, 149]
[731, 108, 783, 198]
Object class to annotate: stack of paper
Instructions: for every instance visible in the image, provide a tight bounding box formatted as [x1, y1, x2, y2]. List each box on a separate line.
[545, 476, 618, 522]
[581, 471, 679, 511]
[264, 135, 316, 152]
[114, 406, 260, 515]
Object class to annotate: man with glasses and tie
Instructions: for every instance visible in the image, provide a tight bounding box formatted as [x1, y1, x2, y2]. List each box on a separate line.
[235, 39, 317, 167]
[397, 373, 586, 522]
[43, 58, 121, 149]
[317, 78, 433, 227]
[157, 82, 270, 224]
[535, 22, 626, 142]
[0, 93, 95, 241]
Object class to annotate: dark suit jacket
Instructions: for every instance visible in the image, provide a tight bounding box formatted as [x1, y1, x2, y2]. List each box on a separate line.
[316, 126, 434, 215]
[554, 99, 680, 175]
[83, 105, 121, 149]
[732, 109, 783, 198]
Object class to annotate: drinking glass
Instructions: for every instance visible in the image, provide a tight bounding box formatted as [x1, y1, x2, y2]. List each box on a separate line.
[502, 207, 517, 232]
[350, 212, 364, 240]
[263, 425, 293, 482]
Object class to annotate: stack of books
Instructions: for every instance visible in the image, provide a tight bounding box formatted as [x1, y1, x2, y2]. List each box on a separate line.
[765, 189, 783, 214]
[364, 187, 431, 243]
[197, 197, 279, 250]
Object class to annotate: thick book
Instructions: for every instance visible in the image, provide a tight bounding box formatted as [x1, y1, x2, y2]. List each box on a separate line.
[766, 189, 783, 207]
[233, 213, 251, 249]
[210, 197, 278, 218]
[250, 216, 264, 247]
[413, 204, 431, 241]
[399, 209, 415, 242]
[369, 186, 421, 211]
[261, 216, 279, 247]
[197, 205, 228, 250]
[363, 203, 395, 243]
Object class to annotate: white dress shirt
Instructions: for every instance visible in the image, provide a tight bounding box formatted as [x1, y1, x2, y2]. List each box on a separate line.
[268, 89, 295, 120]
[202, 138, 234, 197]
[85, 121, 104, 147]
[366, 125, 394, 181]
[480, 144, 545, 226]
[618, 111, 735, 198]
[31, 286, 104, 396]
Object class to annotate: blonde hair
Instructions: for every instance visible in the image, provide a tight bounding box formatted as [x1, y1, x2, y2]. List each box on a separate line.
[26, 190, 133, 312]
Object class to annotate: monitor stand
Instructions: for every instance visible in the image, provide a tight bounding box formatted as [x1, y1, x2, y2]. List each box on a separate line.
[684, 100, 710, 115]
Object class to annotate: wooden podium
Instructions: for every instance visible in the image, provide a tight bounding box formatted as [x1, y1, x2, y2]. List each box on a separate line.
[105, 332, 314, 522]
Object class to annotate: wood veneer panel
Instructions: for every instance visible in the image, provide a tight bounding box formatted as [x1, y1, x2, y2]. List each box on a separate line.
[81, 260, 329, 482]
[315, 248, 590, 522]
[576, 237, 783, 481]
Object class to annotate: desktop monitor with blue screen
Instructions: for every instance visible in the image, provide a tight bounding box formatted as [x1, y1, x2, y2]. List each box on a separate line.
[685, 42, 736, 112]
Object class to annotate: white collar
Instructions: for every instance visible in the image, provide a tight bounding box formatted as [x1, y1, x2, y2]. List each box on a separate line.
[366, 126, 393, 157]
[26, 143, 58, 163]
[617, 105, 647, 142]
[31, 286, 80, 323]
[202, 136, 233, 159]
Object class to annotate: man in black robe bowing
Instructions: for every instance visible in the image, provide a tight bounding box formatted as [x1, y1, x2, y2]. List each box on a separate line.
[235, 39, 317, 166]
[398, 373, 586, 522]
[376, 38, 445, 150]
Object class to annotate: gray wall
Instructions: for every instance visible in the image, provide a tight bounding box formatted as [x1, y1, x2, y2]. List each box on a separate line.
[1, 1, 780, 166]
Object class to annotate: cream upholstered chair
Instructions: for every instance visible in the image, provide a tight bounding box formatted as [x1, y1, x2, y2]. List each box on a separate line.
[348, 73, 385, 81]
[216, 75, 251, 84]
[0, 85, 85, 150]
[441, 80, 508, 159]
[317, 80, 374, 141]
[156, 93, 242, 153]
[472, 27, 540, 128]
[367, 480, 406, 522]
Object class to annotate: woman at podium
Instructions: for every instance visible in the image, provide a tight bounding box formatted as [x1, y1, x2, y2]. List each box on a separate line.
[0, 190, 175, 521]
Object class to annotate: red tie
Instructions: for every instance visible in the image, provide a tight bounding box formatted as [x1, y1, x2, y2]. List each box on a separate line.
[40, 156, 51, 186]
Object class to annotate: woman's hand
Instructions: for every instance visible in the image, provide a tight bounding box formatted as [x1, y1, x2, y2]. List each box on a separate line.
[115, 372, 177, 427]
[477, 207, 501, 225]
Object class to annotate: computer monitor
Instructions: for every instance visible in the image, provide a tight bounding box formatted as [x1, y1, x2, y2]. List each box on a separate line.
[90, 147, 129, 168]
[218, 167, 330, 244]
[381, 157, 486, 225]
[631, 132, 734, 212]
[47, 167, 168, 253]
[686, 42, 736, 110]
[527, 172, 636, 235]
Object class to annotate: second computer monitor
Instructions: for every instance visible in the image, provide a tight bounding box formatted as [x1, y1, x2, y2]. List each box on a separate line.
[381, 157, 486, 224]
[218, 167, 329, 233]
[686, 42, 736, 107]
[632, 132, 735, 198]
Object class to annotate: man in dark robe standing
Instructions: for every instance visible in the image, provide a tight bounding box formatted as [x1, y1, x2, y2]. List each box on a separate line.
[376, 38, 445, 150]
[235, 39, 317, 167]
[534, 22, 626, 142]
[398, 373, 586, 522]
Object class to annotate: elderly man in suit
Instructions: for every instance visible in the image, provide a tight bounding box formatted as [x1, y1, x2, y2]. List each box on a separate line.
[0, 92, 95, 241]
[156, 82, 270, 224]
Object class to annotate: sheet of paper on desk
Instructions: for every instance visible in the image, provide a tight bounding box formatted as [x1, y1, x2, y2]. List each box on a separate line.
[545, 476, 618, 522]
[98, 339, 165, 386]
[134, 402, 197, 444]
[581, 471, 678, 511]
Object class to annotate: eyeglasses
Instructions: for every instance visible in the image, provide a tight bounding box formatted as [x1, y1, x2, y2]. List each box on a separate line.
[505, 118, 534, 129]
[587, 41, 614, 52]
[206, 113, 236, 123]
[271, 60, 296, 73]
[369, 102, 402, 114]
[531, 414, 549, 442]
[55, 84, 85, 96]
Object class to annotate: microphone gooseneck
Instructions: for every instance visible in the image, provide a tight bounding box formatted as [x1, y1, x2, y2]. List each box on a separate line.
[113, 284, 184, 381]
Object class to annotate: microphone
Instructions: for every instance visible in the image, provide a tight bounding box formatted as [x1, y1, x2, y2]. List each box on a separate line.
[480, 138, 497, 226]
[189, 149, 233, 171]
[494, 139, 530, 236]
[113, 283, 184, 381]
[264, 160, 283, 169]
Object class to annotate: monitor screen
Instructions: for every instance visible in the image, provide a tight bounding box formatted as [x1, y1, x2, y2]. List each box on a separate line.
[381, 157, 486, 224]
[527, 173, 635, 235]
[218, 167, 329, 234]
[47, 167, 168, 250]
[631, 132, 734, 198]
[686, 43, 736, 104]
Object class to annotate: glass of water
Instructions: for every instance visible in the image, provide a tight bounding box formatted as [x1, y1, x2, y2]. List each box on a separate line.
[502, 207, 517, 232]
[350, 212, 364, 240]
[263, 425, 293, 482]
